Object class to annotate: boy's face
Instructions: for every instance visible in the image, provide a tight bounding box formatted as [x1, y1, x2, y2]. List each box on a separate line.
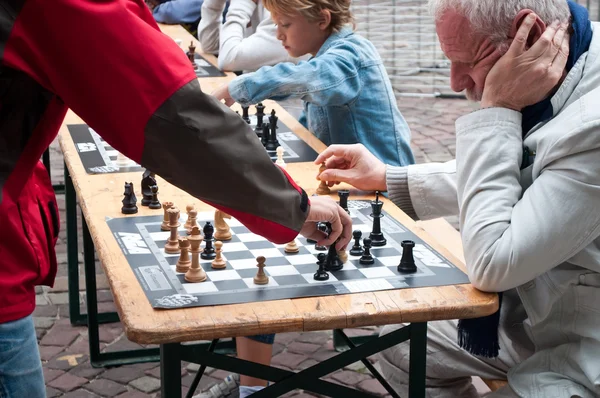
[272, 11, 330, 57]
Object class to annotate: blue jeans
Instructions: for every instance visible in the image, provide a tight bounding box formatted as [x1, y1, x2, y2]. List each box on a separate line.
[246, 334, 275, 345]
[0, 316, 45, 398]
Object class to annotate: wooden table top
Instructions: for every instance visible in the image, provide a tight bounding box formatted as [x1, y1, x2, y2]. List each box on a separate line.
[57, 23, 498, 345]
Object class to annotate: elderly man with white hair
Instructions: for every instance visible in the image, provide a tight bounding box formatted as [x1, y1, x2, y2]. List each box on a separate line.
[315, 0, 600, 396]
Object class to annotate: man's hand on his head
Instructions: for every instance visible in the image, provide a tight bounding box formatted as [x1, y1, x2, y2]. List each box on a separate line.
[314, 144, 387, 192]
[212, 83, 236, 107]
[481, 14, 570, 111]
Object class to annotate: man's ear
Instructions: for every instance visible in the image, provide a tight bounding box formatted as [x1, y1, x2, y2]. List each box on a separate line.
[509, 9, 546, 49]
[319, 9, 332, 31]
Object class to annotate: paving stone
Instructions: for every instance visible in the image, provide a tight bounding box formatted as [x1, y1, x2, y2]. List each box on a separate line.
[69, 361, 105, 379]
[65, 337, 104, 355]
[131, 362, 161, 371]
[61, 389, 101, 398]
[48, 372, 89, 392]
[272, 352, 308, 369]
[98, 301, 118, 313]
[287, 341, 322, 354]
[345, 361, 368, 373]
[46, 386, 62, 398]
[296, 331, 331, 345]
[44, 368, 65, 383]
[129, 376, 161, 393]
[330, 370, 370, 386]
[98, 324, 123, 343]
[86, 378, 128, 397]
[208, 369, 229, 381]
[105, 336, 145, 352]
[140, 366, 187, 379]
[357, 379, 389, 397]
[36, 328, 47, 340]
[116, 390, 154, 398]
[310, 348, 337, 362]
[33, 304, 59, 317]
[36, 294, 49, 305]
[275, 332, 302, 346]
[104, 366, 146, 384]
[34, 316, 57, 329]
[40, 323, 83, 346]
[96, 289, 115, 302]
[297, 359, 319, 370]
[48, 292, 70, 305]
[272, 342, 285, 356]
[186, 362, 201, 372]
[40, 345, 65, 361]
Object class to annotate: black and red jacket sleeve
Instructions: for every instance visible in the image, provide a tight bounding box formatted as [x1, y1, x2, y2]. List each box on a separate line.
[5, 0, 309, 243]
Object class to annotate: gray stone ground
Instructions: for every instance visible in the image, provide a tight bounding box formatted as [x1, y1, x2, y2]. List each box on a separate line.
[39, 97, 484, 397]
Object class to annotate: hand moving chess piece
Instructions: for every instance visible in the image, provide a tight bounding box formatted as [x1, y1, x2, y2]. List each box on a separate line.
[369, 191, 387, 246]
[284, 240, 299, 253]
[214, 210, 232, 241]
[141, 169, 156, 206]
[148, 185, 161, 209]
[161, 201, 174, 231]
[316, 163, 331, 195]
[201, 222, 217, 260]
[314, 253, 329, 281]
[185, 226, 207, 282]
[398, 240, 417, 273]
[186, 209, 199, 235]
[349, 230, 364, 256]
[165, 208, 181, 254]
[359, 237, 375, 265]
[211, 241, 227, 269]
[121, 182, 138, 214]
[275, 146, 286, 168]
[176, 237, 192, 272]
[253, 256, 269, 285]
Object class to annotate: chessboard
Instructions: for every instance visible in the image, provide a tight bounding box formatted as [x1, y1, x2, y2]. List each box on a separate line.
[191, 53, 226, 78]
[68, 105, 318, 174]
[107, 200, 469, 309]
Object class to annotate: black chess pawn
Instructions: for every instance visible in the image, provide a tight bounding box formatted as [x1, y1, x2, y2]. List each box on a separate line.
[398, 240, 417, 273]
[148, 185, 161, 209]
[121, 182, 138, 214]
[201, 221, 217, 260]
[359, 238, 375, 265]
[349, 230, 364, 256]
[325, 243, 343, 272]
[314, 253, 329, 281]
[261, 123, 269, 147]
[255, 102, 265, 130]
[241, 105, 251, 124]
[140, 169, 156, 206]
[338, 189, 350, 214]
[369, 191, 387, 247]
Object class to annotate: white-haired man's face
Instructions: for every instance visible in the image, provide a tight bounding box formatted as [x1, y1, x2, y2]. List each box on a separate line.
[436, 9, 504, 101]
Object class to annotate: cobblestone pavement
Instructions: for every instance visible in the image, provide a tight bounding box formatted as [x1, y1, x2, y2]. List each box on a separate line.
[39, 97, 488, 397]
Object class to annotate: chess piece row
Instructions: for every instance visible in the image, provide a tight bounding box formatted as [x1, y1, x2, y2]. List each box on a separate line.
[239, 104, 280, 151]
[349, 230, 416, 273]
[121, 177, 161, 215]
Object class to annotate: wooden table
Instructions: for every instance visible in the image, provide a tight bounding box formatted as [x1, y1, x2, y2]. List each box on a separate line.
[59, 22, 498, 398]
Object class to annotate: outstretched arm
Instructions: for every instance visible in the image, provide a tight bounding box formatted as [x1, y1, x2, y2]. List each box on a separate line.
[7, 0, 338, 244]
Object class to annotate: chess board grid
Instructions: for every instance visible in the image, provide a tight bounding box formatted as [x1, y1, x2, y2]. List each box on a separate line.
[68, 113, 318, 174]
[108, 201, 469, 309]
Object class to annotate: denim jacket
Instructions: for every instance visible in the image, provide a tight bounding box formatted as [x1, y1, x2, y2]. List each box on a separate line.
[228, 27, 415, 166]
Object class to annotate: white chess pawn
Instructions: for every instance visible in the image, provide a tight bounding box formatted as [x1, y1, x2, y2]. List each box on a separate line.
[115, 152, 130, 168]
[275, 146, 286, 168]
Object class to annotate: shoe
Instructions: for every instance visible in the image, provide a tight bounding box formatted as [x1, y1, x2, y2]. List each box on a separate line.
[193, 373, 240, 398]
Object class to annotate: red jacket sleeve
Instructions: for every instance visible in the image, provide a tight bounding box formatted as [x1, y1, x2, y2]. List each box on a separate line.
[3, 0, 309, 243]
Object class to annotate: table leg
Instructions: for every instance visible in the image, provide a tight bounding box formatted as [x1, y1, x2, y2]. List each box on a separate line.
[409, 322, 428, 398]
[161, 344, 182, 398]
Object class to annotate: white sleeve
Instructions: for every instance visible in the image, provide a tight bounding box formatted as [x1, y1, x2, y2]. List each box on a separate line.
[197, 0, 227, 54]
[386, 160, 459, 221]
[218, 4, 296, 71]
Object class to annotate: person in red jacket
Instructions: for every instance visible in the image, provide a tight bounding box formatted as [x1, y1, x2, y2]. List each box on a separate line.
[0, 1, 352, 396]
